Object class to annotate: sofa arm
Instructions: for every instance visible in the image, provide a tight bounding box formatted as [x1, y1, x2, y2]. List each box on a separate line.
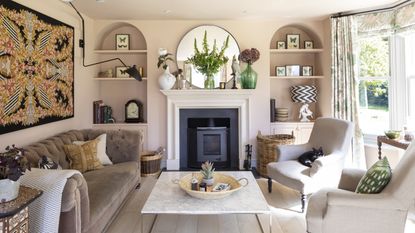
[60, 174, 90, 232]
[327, 190, 406, 210]
[337, 168, 367, 191]
[309, 152, 345, 177]
[277, 143, 311, 161]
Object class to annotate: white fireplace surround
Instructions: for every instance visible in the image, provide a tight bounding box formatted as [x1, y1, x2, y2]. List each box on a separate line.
[161, 89, 254, 170]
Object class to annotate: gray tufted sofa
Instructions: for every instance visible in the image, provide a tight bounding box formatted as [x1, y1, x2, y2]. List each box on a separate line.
[23, 129, 142, 233]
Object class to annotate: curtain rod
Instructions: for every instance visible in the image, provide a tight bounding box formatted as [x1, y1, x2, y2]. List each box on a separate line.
[331, 0, 412, 18]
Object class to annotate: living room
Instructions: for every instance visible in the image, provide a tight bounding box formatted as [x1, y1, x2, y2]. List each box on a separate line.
[1, 0, 415, 232]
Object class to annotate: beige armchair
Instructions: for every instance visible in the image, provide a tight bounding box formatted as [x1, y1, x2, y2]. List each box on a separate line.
[306, 140, 415, 233]
[267, 117, 354, 212]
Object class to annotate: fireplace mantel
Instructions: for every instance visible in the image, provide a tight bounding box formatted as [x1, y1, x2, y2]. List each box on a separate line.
[161, 89, 254, 170]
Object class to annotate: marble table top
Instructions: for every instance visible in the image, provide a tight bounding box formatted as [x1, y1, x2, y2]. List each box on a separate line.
[141, 171, 270, 215]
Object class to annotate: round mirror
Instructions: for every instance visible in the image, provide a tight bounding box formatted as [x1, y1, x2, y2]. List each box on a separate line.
[176, 25, 240, 89]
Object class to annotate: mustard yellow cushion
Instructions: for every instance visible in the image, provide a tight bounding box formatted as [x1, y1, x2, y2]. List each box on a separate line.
[64, 139, 103, 173]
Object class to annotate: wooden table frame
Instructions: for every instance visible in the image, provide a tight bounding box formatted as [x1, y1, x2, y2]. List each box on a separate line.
[377, 136, 410, 160]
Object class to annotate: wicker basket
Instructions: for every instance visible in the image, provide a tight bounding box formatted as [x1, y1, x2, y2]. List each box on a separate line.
[140, 151, 163, 177]
[256, 132, 295, 177]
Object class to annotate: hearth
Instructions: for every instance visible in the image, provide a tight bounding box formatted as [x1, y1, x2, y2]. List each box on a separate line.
[180, 109, 238, 170]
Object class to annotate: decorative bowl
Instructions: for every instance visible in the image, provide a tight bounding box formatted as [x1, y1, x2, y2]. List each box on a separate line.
[177, 173, 248, 200]
[385, 130, 401, 140]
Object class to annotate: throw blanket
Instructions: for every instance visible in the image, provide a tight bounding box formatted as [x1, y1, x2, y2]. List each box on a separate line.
[20, 168, 81, 233]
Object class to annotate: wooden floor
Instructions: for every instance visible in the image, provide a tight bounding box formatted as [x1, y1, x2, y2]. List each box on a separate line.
[106, 176, 415, 233]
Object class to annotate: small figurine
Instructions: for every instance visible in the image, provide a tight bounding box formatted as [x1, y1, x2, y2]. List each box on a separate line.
[231, 55, 240, 89]
[299, 104, 313, 122]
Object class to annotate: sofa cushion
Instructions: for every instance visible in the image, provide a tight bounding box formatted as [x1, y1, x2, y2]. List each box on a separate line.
[64, 140, 103, 173]
[82, 162, 139, 227]
[74, 134, 113, 166]
[355, 157, 392, 194]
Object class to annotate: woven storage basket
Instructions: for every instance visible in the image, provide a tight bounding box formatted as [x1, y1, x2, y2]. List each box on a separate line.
[256, 132, 295, 177]
[140, 151, 163, 177]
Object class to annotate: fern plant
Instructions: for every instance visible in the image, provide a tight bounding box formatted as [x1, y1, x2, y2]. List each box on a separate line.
[200, 161, 215, 179]
[187, 31, 229, 79]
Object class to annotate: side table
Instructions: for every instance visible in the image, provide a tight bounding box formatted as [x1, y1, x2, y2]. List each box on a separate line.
[0, 186, 42, 233]
[377, 136, 410, 160]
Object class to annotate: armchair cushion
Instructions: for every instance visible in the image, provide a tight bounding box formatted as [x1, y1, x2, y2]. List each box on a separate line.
[338, 168, 367, 191]
[267, 161, 312, 193]
[355, 157, 391, 194]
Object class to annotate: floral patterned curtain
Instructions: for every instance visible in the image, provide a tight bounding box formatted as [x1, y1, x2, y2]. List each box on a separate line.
[396, 2, 415, 33]
[355, 2, 415, 36]
[331, 16, 366, 168]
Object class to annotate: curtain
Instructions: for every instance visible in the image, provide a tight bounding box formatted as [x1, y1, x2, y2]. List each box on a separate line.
[331, 16, 366, 168]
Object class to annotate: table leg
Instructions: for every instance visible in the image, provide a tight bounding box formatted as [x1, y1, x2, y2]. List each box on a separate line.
[377, 140, 382, 160]
[141, 214, 158, 233]
[256, 214, 271, 233]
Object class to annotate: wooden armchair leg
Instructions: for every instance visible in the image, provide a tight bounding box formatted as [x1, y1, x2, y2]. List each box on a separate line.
[268, 177, 272, 193]
[301, 193, 306, 213]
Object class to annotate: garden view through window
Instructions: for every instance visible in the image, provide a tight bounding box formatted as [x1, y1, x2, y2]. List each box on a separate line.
[358, 36, 390, 135]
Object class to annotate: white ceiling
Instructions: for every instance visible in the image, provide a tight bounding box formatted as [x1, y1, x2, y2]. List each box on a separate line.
[67, 0, 398, 20]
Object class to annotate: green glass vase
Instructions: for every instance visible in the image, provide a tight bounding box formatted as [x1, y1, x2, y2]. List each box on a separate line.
[204, 75, 215, 89]
[240, 63, 257, 89]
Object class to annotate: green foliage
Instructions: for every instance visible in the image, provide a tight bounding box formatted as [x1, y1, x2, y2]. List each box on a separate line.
[187, 31, 229, 78]
[359, 37, 389, 77]
[200, 161, 215, 179]
[358, 36, 389, 111]
[157, 53, 174, 70]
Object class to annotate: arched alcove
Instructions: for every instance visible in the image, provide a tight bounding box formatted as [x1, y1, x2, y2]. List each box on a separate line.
[95, 22, 147, 50]
[270, 24, 322, 49]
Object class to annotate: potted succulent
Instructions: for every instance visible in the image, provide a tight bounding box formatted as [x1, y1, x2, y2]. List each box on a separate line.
[0, 145, 30, 202]
[200, 161, 215, 186]
[187, 31, 229, 89]
[157, 48, 176, 90]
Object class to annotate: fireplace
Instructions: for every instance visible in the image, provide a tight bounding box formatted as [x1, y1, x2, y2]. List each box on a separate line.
[180, 109, 238, 169]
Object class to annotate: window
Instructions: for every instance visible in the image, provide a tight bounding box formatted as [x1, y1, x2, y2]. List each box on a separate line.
[357, 31, 415, 140]
[405, 34, 415, 129]
[357, 36, 390, 135]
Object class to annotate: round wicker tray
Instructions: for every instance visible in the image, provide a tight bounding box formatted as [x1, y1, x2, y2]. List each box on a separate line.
[177, 173, 248, 200]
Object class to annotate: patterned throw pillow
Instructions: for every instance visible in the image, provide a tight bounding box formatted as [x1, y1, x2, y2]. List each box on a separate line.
[64, 139, 103, 173]
[355, 157, 392, 194]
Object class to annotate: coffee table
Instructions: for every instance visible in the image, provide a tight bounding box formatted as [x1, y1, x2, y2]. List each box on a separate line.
[141, 171, 271, 233]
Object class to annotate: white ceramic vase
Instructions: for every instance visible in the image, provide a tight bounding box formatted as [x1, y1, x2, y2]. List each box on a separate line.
[202, 178, 214, 186]
[0, 179, 20, 202]
[158, 66, 176, 90]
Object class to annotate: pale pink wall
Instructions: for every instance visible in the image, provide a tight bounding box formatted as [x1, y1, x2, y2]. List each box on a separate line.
[0, 0, 99, 150]
[94, 19, 332, 160]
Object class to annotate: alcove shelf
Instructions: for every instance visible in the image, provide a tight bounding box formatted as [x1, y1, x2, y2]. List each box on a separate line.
[94, 50, 147, 54]
[269, 24, 324, 136]
[269, 76, 324, 79]
[93, 77, 148, 81]
[93, 22, 148, 128]
[270, 48, 323, 54]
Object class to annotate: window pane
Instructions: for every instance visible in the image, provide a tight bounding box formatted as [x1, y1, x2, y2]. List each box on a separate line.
[405, 34, 415, 77]
[359, 80, 389, 134]
[408, 79, 415, 125]
[358, 37, 390, 77]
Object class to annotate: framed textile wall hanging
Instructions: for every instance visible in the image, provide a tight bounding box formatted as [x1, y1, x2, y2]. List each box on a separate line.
[0, 1, 74, 135]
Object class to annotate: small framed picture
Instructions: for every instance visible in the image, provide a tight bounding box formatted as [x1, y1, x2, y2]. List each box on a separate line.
[115, 66, 131, 78]
[116, 34, 130, 50]
[304, 40, 314, 49]
[275, 66, 286, 76]
[286, 65, 300, 76]
[286, 34, 300, 49]
[302, 66, 313, 76]
[276, 41, 286, 49]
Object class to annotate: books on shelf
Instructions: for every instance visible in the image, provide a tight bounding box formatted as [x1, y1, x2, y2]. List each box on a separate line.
[93, 100, 113, 124]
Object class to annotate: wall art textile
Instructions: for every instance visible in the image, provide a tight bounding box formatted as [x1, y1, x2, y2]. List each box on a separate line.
[0, 1, 74, 134]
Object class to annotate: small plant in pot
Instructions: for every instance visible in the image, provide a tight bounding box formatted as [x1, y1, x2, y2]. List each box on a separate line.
[0, 145, 30, 202]
[200, 161, 215, 186]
